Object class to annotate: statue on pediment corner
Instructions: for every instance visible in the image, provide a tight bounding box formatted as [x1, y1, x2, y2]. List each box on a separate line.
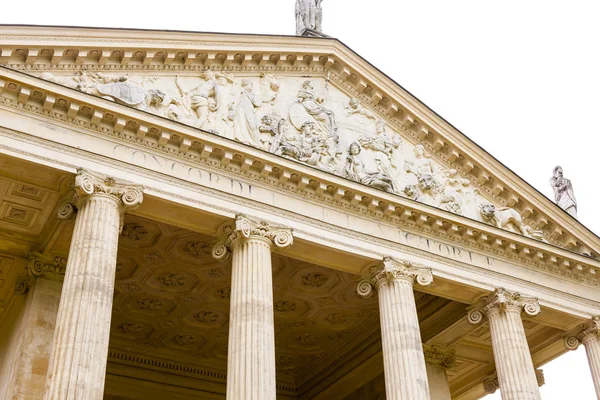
[296, 0, 323, 35]
[550, 166, 578, 219]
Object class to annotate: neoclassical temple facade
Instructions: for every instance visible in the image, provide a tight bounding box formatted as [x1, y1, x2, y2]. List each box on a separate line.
[0, 25, 599, 400]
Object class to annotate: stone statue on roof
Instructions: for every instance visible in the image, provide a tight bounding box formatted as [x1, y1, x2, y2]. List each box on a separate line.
[550, 166, 578, 219]
[296, 0, 323, 35]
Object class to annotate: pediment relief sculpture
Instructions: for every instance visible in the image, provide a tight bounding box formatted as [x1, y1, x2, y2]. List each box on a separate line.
[39, 70, 543, 240]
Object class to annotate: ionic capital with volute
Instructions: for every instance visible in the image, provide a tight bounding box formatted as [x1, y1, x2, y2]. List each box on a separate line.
[483, 369, 545, 394]
[212, 215, 293, 260]
[57, 169, 144, 221]
[423, 345, 456, 369]
[565, 316, 600, 350]
[356, 257, 433, 297]
[467, 288, 541, 324]
[14, 252, 67, 295]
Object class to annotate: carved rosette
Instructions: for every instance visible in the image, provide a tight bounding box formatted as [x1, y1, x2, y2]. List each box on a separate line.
[356, 257, 433, 297]
[14, 253, 67, 295]
[423, 345, 456, 369]
[58, 169, 144, 221]
[467, 288, 541, 324]
[212, 215, 293, 261]
[564, 316, 600, 350]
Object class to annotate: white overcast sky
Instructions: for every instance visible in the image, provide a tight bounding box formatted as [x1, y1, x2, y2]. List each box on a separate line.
[2, 0, 598, 398]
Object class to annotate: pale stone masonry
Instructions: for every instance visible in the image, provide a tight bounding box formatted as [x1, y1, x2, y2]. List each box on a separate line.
[565, 316, 600, 397]
[213, 216, 293, 400]
[44, 170, 143, 400]
[0, 23, 599, 400]
[358, 257, 434, 400]
[469, 288, 542, 400]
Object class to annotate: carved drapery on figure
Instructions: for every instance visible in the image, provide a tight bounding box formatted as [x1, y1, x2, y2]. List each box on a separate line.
[550, 166, 578, 219]
[296, 0, 323, 35]
[40, 71, 545, 241]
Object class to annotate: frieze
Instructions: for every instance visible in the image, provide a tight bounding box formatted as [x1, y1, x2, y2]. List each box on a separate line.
[0, 67, 595, 264]
[2, 122, 600, 314]
[0, 29, 597, 262]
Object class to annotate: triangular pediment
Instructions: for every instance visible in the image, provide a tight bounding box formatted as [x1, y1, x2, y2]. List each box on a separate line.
[0, 24, 598, 261]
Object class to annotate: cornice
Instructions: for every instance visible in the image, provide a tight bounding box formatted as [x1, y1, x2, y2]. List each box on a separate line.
[0, 68, 599, 294]
[0, 25, 596, 259]
[3, 126, 600, 317]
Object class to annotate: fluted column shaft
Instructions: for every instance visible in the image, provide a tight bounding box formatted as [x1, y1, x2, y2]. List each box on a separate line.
[213, 216, 293, 400]
[582, 334, 600, 397]
[468, 288, 542, 400]
[357, 257, 433, 400]
[424, 345, 455, 400]
[228, 237, 275, 399]
[487, 308, 541, 400]
[565, 317, 600, 398]
[44, 170, 143, 400]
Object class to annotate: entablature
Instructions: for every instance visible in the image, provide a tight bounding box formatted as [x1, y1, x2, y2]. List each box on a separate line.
[0, 65, 599, 297]
[0, 26, 596, 261]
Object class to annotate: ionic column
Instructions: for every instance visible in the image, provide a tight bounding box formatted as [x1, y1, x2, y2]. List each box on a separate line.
[357, 257, 433, 400]
[213, 215, 293, 400]
[483, 369, 545, 395]
[44, 170, 143, 400]
[468, 288, 542, 400]
[423, 345, 455, 400]
[564, 316, 600, 397]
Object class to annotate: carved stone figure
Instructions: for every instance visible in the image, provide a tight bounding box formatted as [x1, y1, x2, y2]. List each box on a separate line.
[231, 79, 262, 147]
[176, 71, 221, 131]
[406, 145, 437, 177]
[290, 80, 337, 137]
[359, 120, 402, 191]
[346, 98, 376, 121]
[479, 204, 530, 237]
[344, 142, 394, 192]
[550, 166, 578, 218]
[73, 72, 166, 112]
[438, 169, 468, 216]
[259, 114, 285, 152]
[295, 0, 323, 35]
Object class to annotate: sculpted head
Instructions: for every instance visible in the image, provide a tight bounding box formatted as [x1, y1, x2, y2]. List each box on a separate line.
[202, 70, 216, 80]
[349, 141, 361, 155]
[414, 145, 425, 158]
[301, 121, 316, 135]
[242, 79, 253, 90]
[348, 98, 359, 109]
[480, 204, 497, 219]
[553, 166, 563, 178]
[418, 174, 434, 191]
[404, 185, 417, 198]
[302, 80, 315, 91]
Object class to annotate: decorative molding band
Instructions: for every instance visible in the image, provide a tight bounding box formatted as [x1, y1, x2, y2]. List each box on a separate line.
[15, 252, 67, 294]
[2, 127, 600, 317]
[0, 29, 597, 260]
[107, 350, 297, 394]
[0, 69, 598, 287]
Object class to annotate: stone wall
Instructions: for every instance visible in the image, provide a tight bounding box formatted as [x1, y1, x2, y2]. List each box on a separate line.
[0, 277, 62, 399]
